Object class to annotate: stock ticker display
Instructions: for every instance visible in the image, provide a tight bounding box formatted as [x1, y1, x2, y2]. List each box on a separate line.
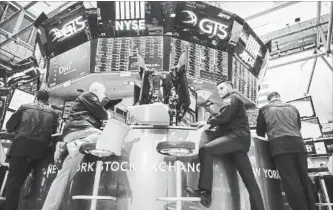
[169, 37, 228, 83]
[231, 56, 258, 103]
[94, 36, 164, 72]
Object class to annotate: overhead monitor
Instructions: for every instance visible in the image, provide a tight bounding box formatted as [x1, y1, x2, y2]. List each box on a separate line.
[9, 89, 35, 111]
[287, 96, 315, 119]
[301, 117, 322, 139]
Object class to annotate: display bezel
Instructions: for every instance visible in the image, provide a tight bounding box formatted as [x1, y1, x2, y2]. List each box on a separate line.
[300, 117, 322, 139]
[287, 96, 316, 119]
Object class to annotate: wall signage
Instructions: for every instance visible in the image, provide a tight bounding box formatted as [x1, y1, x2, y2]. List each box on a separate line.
[181, 10, 228, 40]
[50, 16, 86, 42]
[115, 1, 146, 31]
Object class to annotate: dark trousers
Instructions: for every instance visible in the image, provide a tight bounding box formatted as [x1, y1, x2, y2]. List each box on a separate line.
[3, 156, 40, 210]
[198, 131, 265, 210]
[274, 153, 316, 210]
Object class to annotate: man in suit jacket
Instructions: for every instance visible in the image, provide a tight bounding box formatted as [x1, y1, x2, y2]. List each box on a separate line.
[185, 81, 265, 210]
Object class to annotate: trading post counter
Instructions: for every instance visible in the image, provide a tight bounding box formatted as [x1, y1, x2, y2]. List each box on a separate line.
[1, 127, 285, 210]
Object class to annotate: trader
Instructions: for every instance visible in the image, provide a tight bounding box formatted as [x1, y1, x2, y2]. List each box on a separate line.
[185, 81, 265, 210]
[256, 92, 316, 210]
[42, 82, 109, 210]
[4, 90, 58, 210]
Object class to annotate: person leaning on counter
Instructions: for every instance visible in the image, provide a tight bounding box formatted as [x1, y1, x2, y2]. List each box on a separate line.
[2, 90, 59, 210]
[256, 92, 316, 210]
[185, 81, 265, 210]
[42, 82, 112, 210]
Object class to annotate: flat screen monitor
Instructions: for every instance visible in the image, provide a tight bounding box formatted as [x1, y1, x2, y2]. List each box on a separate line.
[287, 96, 315, 119]
[301, 117, 322, 139]
[9, 89, 35, 111]
[2, 111, 14, 130]
[189, 88, 197, 112]
[47, 41, 91, 88]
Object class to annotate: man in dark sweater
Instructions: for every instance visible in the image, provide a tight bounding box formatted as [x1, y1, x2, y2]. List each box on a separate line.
[4, 90, 59, 210]
[256, 92, 316, 210]
[42, 82, 109, 210]
[185, 81, 265, 209]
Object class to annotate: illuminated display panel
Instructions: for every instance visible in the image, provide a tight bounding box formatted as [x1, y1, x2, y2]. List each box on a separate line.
[246, 108, 259, 129]
[171, 2, 234, 51]
[47, 41, 91, 88]
[94, 36, 164, 72]
[9, 89, 35, 111]
[189, 88, 197, 112]
[169, 37, 228, 84]
[287, 96, 315, 119]
[42, 2, 92, 57]
[301, 117, 322, 139]
[97, 2, 165, 37]
[232, 21, 267, 77]
[231, 56, 258, 103]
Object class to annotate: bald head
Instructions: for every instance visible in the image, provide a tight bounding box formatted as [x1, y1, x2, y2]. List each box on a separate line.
[89, 82, 106, 102]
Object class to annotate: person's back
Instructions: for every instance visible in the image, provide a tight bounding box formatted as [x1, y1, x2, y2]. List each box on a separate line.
[63, 91, 108, 136]
[9, 103, 57, 142]
[6, 92, 58, 159]
[256, 92, 316, 210]
[4, 90, 59, 210]
[259, 100, 302, 140]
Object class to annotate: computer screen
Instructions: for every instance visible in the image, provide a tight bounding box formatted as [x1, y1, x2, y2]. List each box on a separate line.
[9, 89, 35, 111]
[288, 96, 315, 119]
[301, 117, 322, 139]
[189, 88, 197, 112]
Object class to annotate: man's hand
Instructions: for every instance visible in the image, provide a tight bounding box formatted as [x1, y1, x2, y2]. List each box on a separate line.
[196, 90, 212, 106]
[79, 142, 97, 154]
[54, 142, 68, 170]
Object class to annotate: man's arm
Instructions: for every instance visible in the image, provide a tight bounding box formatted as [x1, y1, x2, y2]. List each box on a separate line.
[207, 95, 239, 127]
[256, 108, 267, 137]
[79, 93, 108, 120]
[6, 105, 24, 132]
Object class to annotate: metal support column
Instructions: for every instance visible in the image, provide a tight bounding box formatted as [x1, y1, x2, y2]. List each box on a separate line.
[316, 2, 322, 47]
[306, 56, 318, 94]
[320, 56, 333, 72]
[265, 21, 329, 43]
[326, 2, 333, 53]
[269, 51, 326, 70]
[12, 9, 25, 34]
[244, 2, 300, 21]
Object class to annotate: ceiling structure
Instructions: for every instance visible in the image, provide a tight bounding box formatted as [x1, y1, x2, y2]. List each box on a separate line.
[0, 1, 332, 70]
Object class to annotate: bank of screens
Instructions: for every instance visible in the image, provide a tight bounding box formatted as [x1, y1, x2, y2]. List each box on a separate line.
[169, 37, 228, 83]
[94, 36, 164, 72]
[301, 117, 322, 139]
[287, 96, 315, 119]
[2, 111, 14, 130]
[9, 89, 35, 111]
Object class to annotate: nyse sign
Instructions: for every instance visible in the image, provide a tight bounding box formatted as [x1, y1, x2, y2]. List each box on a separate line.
[115, 19, 145, 31]
[50, 16, 86, 42]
